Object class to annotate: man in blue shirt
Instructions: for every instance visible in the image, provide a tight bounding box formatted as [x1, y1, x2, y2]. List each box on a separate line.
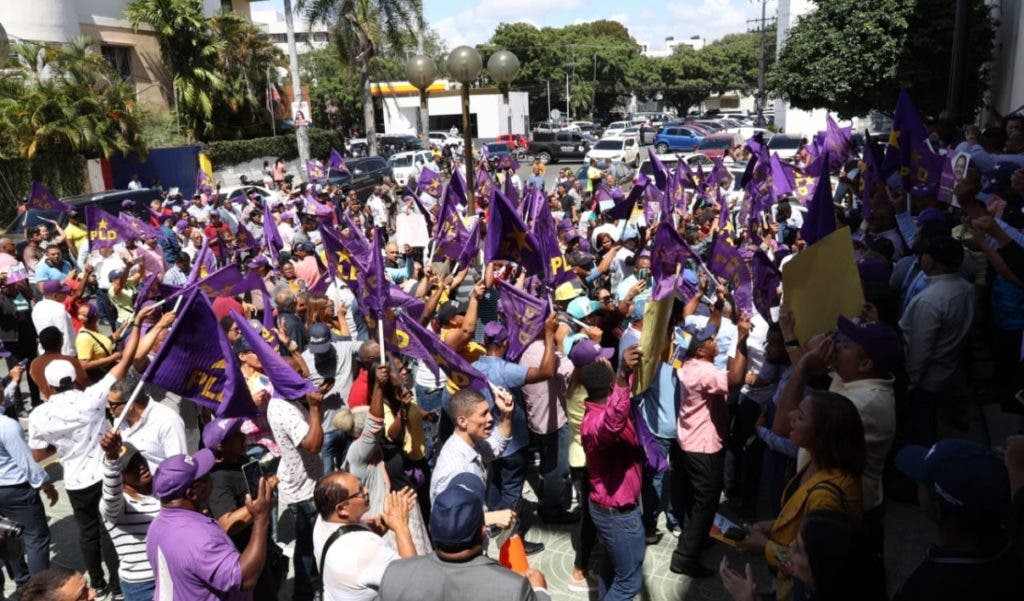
[33, 246, 72, 284]
[0, 357, 57, 589]
[472, 314, 558, 555]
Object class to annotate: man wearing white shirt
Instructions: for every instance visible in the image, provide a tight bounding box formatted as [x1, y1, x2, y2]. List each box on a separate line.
[108, 375, 187, 472]
[31, 280, 76, 357]
[367, 188, 388, 230]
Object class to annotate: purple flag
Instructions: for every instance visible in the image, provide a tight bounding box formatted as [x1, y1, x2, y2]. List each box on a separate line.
[432, 184, 469, 262]
[769, 152, 795, 199]
[604, 185, 641, 221]
[304, 192, 334, 218]
[647, 147, 670, 190]
[404, 184, 434, 231]
[861, 131, 883, 220]
[475, 165, 496, 206]
[503, 171, 520, 209]
[709, 236, 753, 312]
[751, 250, 782, 322]
[650, 223, 697, 301]
[417, 167, 443, 198]
[26, 181, 72, 212]
[519, 186, 545, 226]
[882, 88, 943, 188]
[784, 163, 816, 206]
[230, 311, 315, 400]
[356, 229, 389, 319]
[531, 192, 576, 287]
[717, 188, 732, 232]
[305, 160, 327, 181]
[496, 154, 520, 172]
[188, 239, 218, 284]
[118, 212, 163, 239]
[485, 189, 545, 275]
[195, 265, 266, 298]
[702, 157, 730, 195]
[454, 218, 481, 270]
[196, 169, 214, 194]
[328, 148, 348, 173]
[320, 223, 366, 284]
[496, 279, 550, 362]
[85, 205, 137, 250]
[393, 311, 489, 391]
[263, 201, 284, 263]
[134, 274, 181, 311]
[389, 284, 425, 318]
[142, 289, 256, 417]
[800, 151, 837, 246]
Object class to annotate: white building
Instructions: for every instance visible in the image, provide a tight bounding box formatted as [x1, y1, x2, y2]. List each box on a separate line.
[773, 0, 827, 138]
[641, 35, 706, 58]
[374, 81, 530, 140]
[250, 7, 330, 55]
[0, 0, 255, 112]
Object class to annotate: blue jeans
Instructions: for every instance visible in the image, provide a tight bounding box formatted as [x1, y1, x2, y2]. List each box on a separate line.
[320, 429, 351, 473]
[641, 436, 679, 533]
[529, 425, 572, 518]
[415, 384, 445, 463]
[289, 499, 319, 601]
[589, 503, 645, 601]
[486, 448, 528, 534]
[0, 482, 51, 583]
[246, 446, 280, 541]
[120, 579, 155, 601]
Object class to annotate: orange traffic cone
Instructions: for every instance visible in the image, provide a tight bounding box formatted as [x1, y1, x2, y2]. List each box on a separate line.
[499, 534, 530, 574]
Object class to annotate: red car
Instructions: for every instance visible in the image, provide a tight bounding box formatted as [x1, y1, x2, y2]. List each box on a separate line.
[495, 133, 529, 151]
[695, 133, 743, 160]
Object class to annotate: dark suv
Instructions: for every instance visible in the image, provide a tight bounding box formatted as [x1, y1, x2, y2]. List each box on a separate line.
[326, 156, 394, 200]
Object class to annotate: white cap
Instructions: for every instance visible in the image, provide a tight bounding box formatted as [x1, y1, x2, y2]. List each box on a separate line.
[43, 360, 77, 388]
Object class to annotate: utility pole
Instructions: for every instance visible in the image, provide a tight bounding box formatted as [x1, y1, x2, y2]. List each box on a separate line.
[946, 0, 970, 123]
[566, 73, 570, 120]
[563, 49, 581, 122]
[591, 54, 597, 120]
[283, 0, 310, 173]
[746, 0, 774, 127]
[546, 80, 551, 119]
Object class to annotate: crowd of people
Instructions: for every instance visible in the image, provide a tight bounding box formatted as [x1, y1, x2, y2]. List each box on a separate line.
[0, 104, 1022, 601]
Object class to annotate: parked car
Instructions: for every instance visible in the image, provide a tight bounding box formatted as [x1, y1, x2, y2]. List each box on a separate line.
[495, 133, 529, 151]
[527, 130, 592, 164]
[653, 125, 703, 153]
[483, 142, 515, 168]
[694, 133, 743, 160]
[218, 185, 276, 203]
[767, 133, 805, 161]
[377, 134, 425, 156]
[428, 131, 461, 148]
[388, 150, 433, 187]
[601, 120, 631, 138]
[585, 137, 641, 167]
[326, 156, 394, 200]
[5, 188, 165, 235]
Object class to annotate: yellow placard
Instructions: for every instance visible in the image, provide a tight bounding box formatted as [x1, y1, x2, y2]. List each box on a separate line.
[199, 152, 214, 183]
[632, 294, 674, 396]
[781, 227, 864, 345]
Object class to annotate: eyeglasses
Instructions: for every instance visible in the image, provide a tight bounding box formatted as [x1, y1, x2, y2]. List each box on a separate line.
[108, 399, 127, 408]
[598, 295, 613, 303]
[340, 485, 369, 505]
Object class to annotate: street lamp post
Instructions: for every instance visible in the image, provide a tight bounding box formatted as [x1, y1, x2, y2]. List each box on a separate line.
[0, 22, 10, 68]
[405, 55, 437, 147]
[487, 50, 520, 138]
[446, 46, 482, 213]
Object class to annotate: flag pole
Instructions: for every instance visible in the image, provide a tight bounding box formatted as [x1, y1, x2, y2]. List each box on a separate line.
[377, 317, 386, 366]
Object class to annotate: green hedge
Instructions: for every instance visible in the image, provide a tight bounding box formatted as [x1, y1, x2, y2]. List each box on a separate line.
[0, 156, 87, 224]
[205, 129, 348, 168]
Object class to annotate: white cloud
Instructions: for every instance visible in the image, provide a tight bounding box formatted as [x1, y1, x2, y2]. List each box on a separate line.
[433, 0, 584, 48]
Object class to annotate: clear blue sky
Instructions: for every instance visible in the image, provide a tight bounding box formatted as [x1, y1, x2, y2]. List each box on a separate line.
[249, 0, 771, 49]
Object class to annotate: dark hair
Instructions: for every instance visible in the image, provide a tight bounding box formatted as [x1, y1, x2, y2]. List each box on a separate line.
[580, 360, 614, 399]
[447, 388, 487, 420]
[801, 511, 887, 601]
[313, 472, 349, 520]
[866, 237, 894, 263]
[922, 236, 964, 271]
[18, 566, 79, 601]
[38, 326, 63, 353]
[26, 226, 41, 238]
[803, 391, 866, 476]
[219, 315, 235, 334]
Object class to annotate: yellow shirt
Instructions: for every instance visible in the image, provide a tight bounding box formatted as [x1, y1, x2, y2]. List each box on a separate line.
[382, 403, 426, 461]
[75, 328, 113, 361]
[64, 222, 88, 254]
[566, 383, 587, 468]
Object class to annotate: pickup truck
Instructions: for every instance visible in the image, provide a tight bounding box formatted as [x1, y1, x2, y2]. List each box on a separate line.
[528, 131, 592, 164]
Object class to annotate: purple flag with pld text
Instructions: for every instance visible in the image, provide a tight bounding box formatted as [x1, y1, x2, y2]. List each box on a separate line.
[485, 190, 544, 276]
[320, 223, 366, 284]
[119, 212, 163, 240]
[26, 181, 72, 212]
[230, 310, 315, 400]
[142, 289, 256, 417]
[709, 236, 753, 313]
[356, 230, 389, 319]
[475, 165, 496, 206]
[85, 205, 137, 250]
[800, 151, 837, 246]
[650, 223, 697, 301]
[496, 279, 550, 362]
[531, 192, 576, 287]
[393, 311, 489, 391]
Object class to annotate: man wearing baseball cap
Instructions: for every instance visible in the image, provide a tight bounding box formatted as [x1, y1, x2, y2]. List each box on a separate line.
[378, 474, 550, 601]
[302, 322, 363, 472]
[893, 439, 1018, 600]
[146, 449, 274, 601]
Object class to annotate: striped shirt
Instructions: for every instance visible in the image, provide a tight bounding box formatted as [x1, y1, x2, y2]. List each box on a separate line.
[100, 457, 160, 583]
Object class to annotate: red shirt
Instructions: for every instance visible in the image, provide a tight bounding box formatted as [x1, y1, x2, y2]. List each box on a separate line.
[212, 296, 244, 321]
[347, 369, 369, 408]
[580, 383, 643, 508]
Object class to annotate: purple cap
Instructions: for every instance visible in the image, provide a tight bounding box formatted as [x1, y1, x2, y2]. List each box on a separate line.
[857, 256, 891, 284]
[280, 210, 296, 221]
[202, 418, 244, 450]
[836, 316, 902, 376]
[174, 219, 189, 233]
[916, 207, 947, 226]
[122, 199, 136, 208]
[566, 334, 614, 368]
[247, 255, 270, 270]
[909, 183, 938, 199]
[483, 321, 509, 346]
[40, 280, 70, 295]
[153, 450, 216, 501]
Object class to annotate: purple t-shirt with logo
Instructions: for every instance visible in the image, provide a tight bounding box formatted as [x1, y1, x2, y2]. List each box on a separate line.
[146, 507, 246, 600]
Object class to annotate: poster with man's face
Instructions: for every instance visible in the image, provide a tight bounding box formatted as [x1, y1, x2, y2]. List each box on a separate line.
[952, 151, 971, 183]
[291, 101, 311, 127]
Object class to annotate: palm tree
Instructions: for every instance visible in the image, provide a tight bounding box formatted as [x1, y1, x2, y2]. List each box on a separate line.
[297, 0, 420, 155]
[124, 0, 225, 139]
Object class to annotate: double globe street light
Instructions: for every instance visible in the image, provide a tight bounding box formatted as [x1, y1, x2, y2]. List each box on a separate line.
[405, 54, 438, 147]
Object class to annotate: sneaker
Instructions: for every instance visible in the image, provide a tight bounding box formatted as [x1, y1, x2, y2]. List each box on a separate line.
[670, 527, 682, 538]
[522, 540, 545, 555]
[92, 584, 111, 600]
[567, 574, 598, 593]
[669, 561, 714, 578]
[645, 531, 663, 545]
[112, 594, 125, 601]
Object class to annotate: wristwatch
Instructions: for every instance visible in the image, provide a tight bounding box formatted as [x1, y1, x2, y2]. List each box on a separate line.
[784, 339, 801, 348]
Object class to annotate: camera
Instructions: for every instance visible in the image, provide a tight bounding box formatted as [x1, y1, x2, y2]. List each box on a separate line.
[0, 517, 23, 538]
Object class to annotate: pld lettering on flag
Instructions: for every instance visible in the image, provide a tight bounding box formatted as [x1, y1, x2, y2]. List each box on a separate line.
[393, 311, 488, 391]
[142, 289, 256, 417]
[85, 206, 135, 250]
[26, 181, 72, 212]
[320, 223, 366, 282]
[529, 190, 576, 287]
[230, 311, 315, 400]
[306, 160, 327, 181]
[882, 88, 943, 188]
[496, 280, 549, 362]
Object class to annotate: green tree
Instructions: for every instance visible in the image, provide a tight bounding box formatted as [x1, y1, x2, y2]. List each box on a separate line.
[298, 0, 420, 154]
[770, 0, 994, 119]
[124, 0, 225, 140]
[0, 38, 146, 161]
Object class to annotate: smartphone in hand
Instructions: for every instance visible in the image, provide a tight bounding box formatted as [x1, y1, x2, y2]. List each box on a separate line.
[242, 460, 262, 500]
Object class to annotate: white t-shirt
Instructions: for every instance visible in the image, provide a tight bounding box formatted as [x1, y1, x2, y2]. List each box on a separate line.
[610, 246, 635, 289]
[266, 397, 323, 505]
[118, 400, 188, 473]
[91, 252, 126, 292]
[31, 298, 76, 356]
[28, 374, 117, 491]
[312, 518, 399, 601]
[367, 196, 387, 228]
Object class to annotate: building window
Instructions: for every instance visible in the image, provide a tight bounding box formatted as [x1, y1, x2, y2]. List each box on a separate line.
[221, 0, 233, 12]
[101, 45, 133, 83]
[312, 32, 329, 42]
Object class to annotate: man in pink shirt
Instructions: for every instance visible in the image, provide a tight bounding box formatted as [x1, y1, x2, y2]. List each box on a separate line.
[669, 317, 749, 578]
[580, 345, 644, 601]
